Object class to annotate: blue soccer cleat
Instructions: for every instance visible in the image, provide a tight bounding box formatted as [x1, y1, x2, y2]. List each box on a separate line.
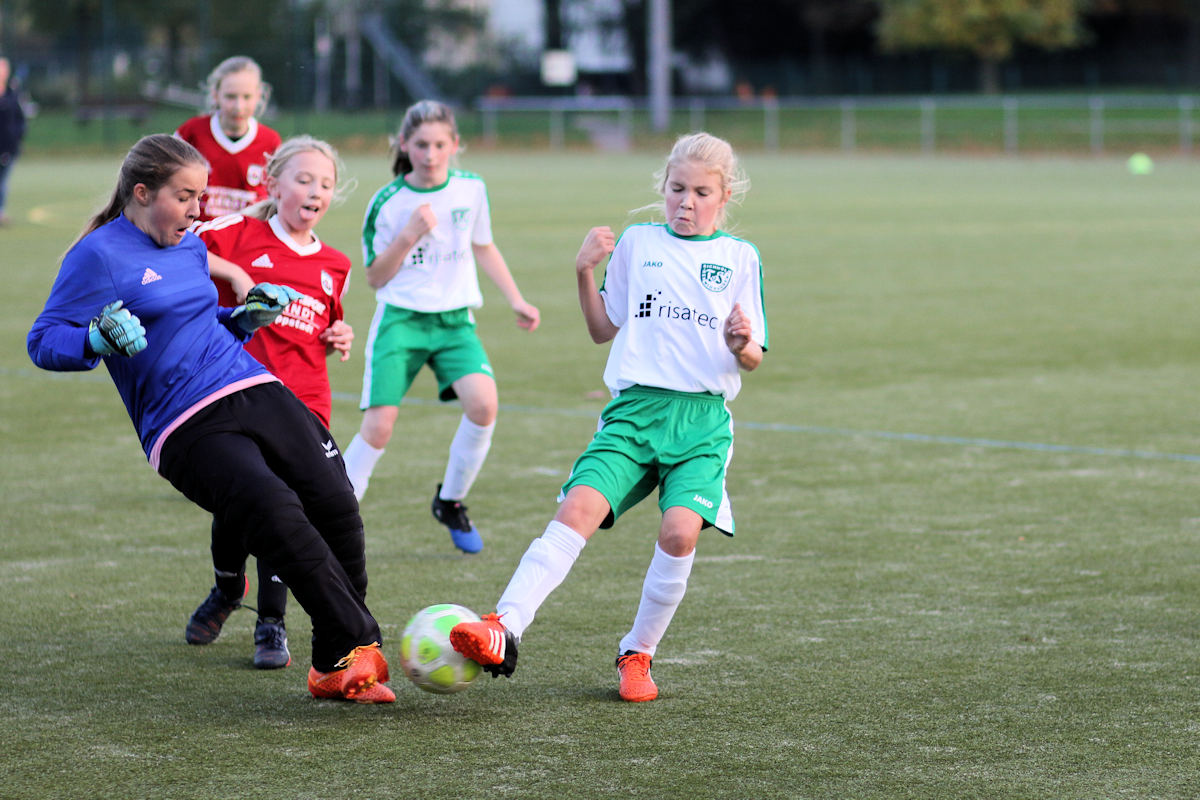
[431, 483, 483, 553]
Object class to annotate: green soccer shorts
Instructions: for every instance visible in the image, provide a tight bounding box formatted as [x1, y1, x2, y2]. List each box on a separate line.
[561, 385, 736, 535]
[361, 305, 493, 407]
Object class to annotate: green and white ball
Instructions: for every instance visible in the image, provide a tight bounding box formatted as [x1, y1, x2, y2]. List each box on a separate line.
[400, 603, 482, 694]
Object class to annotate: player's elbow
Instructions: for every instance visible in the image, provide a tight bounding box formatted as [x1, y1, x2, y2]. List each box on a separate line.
[586, 320, 617, 344]
[364, 266, 388, 290]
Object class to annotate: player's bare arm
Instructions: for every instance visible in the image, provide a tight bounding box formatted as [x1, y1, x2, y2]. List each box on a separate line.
[365, 203, 438, 289]
[724, 302, 762, 371]
[576, 226, 618, 344]
[207, 252, 255, 302]
[473, 243, 540, 331]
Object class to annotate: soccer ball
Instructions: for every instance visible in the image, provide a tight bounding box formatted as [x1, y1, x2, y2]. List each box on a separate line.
[399, 603, 483, 694]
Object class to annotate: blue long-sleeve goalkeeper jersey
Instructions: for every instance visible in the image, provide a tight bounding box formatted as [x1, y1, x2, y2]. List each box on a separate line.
[27, 214, 270, 460]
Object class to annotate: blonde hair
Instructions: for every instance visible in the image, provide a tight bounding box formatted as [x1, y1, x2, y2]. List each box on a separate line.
[390, 99, 459, 177]
[73, 134, 207, 248]
[241, 135, 351, 220]
[204, 55, 271, 116]
[644, 132, 750, 230]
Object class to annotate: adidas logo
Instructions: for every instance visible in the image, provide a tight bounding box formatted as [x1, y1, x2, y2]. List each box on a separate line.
[251, 254, 274, 268]
[141, 268, 162, 285]
[488, 629, 506, 659]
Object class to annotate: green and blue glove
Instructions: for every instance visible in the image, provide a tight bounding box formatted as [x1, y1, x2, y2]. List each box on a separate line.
[87, 300, 147, 357]
[231, 283, 306, 334]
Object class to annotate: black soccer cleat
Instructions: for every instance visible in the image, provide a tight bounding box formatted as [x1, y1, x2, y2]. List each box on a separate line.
[431, 484, 484, 553]
[185, 581, 246, 645]
[253, 617, 291, 669]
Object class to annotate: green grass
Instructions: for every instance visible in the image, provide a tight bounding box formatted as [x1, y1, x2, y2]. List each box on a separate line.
[3, 150, 1200, 798]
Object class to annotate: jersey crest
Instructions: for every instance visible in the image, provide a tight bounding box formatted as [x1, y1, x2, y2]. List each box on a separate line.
[699, 262, 732, 293]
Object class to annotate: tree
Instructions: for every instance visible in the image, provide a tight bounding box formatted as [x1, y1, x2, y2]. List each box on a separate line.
[876, 0, 1092, 93]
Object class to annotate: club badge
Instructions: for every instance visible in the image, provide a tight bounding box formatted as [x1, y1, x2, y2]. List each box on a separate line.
[699, 262, 732, 292]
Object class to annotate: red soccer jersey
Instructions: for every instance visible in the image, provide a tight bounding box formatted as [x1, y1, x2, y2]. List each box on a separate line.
[176, 114, 282, 221]
[197, 214, 352, 427]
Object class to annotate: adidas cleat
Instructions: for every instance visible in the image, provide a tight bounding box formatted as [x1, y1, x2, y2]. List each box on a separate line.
[449, 613, 518, 677]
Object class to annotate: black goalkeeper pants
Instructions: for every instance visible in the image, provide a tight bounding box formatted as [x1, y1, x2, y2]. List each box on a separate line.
[209, 516, 290, 622]
[158, 382, 381, 672]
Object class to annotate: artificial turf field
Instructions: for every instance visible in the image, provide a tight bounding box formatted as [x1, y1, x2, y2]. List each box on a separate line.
[1, 149, 1198, 798]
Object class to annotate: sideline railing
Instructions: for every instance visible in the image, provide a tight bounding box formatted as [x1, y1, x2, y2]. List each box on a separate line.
[476, 94, 1200, 155]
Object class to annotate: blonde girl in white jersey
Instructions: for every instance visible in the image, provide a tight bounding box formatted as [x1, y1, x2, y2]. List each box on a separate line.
[342, 100, 540, 554]
[449, 132, 768, 702]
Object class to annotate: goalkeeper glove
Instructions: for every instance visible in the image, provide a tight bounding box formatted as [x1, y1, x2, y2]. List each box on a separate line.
[87, 300, 147, 357]
[231, 283, 306, 334]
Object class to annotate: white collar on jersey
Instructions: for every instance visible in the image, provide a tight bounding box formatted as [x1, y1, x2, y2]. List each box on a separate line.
[269, 214, 323, 257]
[208, 114, 261, 155]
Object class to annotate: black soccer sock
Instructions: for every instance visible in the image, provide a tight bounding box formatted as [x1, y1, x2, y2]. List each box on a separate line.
[214, 569, 245, 602]
[256, 558, 288, 620]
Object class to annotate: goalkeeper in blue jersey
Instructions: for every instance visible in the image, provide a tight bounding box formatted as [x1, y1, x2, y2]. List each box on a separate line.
[26, 134, 394, 704]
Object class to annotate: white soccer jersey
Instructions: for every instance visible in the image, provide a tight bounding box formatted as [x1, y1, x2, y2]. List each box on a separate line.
[600, 223, 768, 401]
[361, 169, 493, 312]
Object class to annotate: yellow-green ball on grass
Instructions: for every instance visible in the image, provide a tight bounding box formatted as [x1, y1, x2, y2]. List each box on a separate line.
[1127, 152, 1154, 175]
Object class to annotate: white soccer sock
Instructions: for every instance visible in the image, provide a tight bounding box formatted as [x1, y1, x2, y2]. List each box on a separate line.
[618, 543, 695, 657]
[495, 520, 587, 639]
[342, 433, 384, 501]
[440, 416, 495, 500]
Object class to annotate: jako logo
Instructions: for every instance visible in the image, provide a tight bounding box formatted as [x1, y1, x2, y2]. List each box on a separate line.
[692, 493, 714, 509]
[641, 259, 663, 268]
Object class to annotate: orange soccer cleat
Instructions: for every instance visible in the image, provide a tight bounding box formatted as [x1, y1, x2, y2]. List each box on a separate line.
[449, 613, 518, 677]
[307, 642, 393, 703]
[616, 651, 658, 702]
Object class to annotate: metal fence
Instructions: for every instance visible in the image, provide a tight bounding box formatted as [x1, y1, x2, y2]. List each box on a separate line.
[475, 94, 1200, 155]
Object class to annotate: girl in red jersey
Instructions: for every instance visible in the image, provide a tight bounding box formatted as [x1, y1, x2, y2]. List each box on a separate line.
[176, 55, 282, 222]
[186, 136, 355, 670]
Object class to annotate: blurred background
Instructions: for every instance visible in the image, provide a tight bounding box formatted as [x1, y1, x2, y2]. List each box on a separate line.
[4, 0, 1200, 155]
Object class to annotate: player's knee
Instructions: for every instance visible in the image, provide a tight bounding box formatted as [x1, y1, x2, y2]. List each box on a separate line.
[464, 403, 496, 427]
[657, 517, 701, 557]
[360, 407, 398, 447]
[223, 481, 301, 533]
[455, 374, 498, 425]
[459, 390, 497, 426]
[306, 489, 362, 536]
[554, 487, 608, 536]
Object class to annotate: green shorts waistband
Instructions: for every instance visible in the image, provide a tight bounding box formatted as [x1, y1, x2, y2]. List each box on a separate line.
[617, 384, 725, 403]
